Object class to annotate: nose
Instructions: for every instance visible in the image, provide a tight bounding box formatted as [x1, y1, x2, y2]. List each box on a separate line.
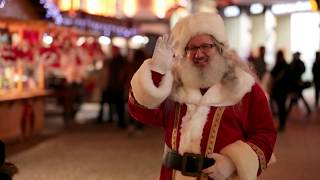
[194, 48, 205, 58]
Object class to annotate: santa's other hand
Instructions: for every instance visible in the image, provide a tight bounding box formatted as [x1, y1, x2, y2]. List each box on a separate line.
[202, 153, 236, 180]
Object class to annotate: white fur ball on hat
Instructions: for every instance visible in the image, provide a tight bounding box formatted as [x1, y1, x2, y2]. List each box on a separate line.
[171, 12, 228, 58]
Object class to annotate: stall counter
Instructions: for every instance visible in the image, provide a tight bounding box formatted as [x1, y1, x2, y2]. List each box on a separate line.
[0, 90, 50, 141]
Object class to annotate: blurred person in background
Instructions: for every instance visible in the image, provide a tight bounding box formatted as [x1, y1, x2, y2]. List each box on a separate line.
[270, 50, 290, 132]
[312, 51, 320, 108]
[128, 12, 276, 180]
[250, 46, 267, 81]
[96, 54, 111, 124]
[247, 50, 255, 64]
[97, 46, 128, 128]
[286, 52, 311, 116]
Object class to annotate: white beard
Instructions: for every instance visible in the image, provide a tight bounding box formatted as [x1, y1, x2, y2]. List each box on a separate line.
[174, 54, 227, 89]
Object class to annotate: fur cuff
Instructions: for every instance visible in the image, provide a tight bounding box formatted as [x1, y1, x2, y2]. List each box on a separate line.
[130, 59, 173, 109]
[221, 140, 259, 180]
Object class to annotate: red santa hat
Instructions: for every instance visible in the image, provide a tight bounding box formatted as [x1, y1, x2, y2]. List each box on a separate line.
[171, 12, 228, 58]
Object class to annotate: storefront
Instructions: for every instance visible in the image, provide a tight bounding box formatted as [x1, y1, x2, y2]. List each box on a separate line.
[0, 2, 105, 141]
[0, 0, 182, 141]
[0, 1, 50, 140]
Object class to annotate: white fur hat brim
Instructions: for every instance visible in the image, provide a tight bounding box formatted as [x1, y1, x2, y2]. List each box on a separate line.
[171, 12, 228, 58]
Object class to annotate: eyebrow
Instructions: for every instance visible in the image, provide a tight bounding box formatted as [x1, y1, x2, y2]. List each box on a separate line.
[188, 43, 213, 47]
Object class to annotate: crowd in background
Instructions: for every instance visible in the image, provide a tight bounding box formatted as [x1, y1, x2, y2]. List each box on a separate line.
[94, 42, 320, 134]
[249, 47, 320, 132]
[3, 26, 318, 134]
[4, 26, 309, 135]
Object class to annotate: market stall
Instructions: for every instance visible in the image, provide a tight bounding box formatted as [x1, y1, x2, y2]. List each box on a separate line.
[0, 18, 48, 140]
[0, 17, 105, 140]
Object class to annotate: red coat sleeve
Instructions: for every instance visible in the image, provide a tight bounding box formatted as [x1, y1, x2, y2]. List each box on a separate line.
[128, 71, 166, 127]
[246, 84, 277, 172]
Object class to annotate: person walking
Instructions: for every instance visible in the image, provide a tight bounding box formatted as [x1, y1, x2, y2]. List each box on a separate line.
[250, 46, 267, 81]
[270, 50, 290, 131]
[287, 52, 311, 115]
[312, 51, 320, 108]
[97, 46, 128, 128]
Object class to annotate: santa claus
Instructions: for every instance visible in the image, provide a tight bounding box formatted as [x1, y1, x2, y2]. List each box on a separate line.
[128, 12, 276, 180]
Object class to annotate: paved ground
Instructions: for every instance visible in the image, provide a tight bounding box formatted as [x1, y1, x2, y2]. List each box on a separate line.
[5, 88, 320, 180]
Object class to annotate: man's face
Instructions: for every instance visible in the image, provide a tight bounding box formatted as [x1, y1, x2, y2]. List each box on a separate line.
[174, 34, 227, 88]
[185, 34, 216, 68]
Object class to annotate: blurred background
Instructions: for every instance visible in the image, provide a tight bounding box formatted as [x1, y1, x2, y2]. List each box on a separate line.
[0, 0, 320, 179]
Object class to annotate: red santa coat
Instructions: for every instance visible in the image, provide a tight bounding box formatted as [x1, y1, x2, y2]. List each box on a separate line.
[128, 59, 276, 180]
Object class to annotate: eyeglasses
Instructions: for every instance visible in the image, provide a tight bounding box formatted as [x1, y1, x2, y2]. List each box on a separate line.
[185, 43, 215, 54]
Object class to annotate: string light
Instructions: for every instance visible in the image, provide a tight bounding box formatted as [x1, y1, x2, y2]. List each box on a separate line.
[40, 0, 137, 37]
[42, 34, 53, 45]
[98, 36, 111, 45]
[62, 17, 138, 37]
[40, 0, 63, 24]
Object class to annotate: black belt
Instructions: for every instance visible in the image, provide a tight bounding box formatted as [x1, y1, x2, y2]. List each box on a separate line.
[163, 151, 215, 177]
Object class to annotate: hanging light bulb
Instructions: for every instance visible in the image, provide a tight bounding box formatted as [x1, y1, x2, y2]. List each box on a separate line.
[224, 6, 240, 17]
[250, 3, 264, 15]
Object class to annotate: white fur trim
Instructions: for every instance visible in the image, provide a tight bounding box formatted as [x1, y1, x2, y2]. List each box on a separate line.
[130, 59, 173, 109]
[171, 68, 255, 106]
[171, 12, 228, 58]
[221, 140, 259, 180]
[174, 104, 210, 180]
[178, 105, 210, 154]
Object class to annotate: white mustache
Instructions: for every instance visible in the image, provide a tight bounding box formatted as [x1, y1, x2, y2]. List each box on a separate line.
[193, 57, 208, 62]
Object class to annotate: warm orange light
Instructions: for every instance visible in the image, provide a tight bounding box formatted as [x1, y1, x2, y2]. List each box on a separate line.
[123, 0, 137, 17]
[57, 0, 80, 11]
[84, 0, 116, 16]
[58, 0, 72, 11]
[310, 0, 319, 11]
[72, 0, 80, 10]
[152, 0, 176, 18]
[86, 0, 101, 14]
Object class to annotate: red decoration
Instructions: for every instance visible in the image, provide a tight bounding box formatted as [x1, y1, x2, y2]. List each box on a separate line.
[12, 47, 33, 62]
[22, 30, 39, 45]
[0, 45, 15, 62]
